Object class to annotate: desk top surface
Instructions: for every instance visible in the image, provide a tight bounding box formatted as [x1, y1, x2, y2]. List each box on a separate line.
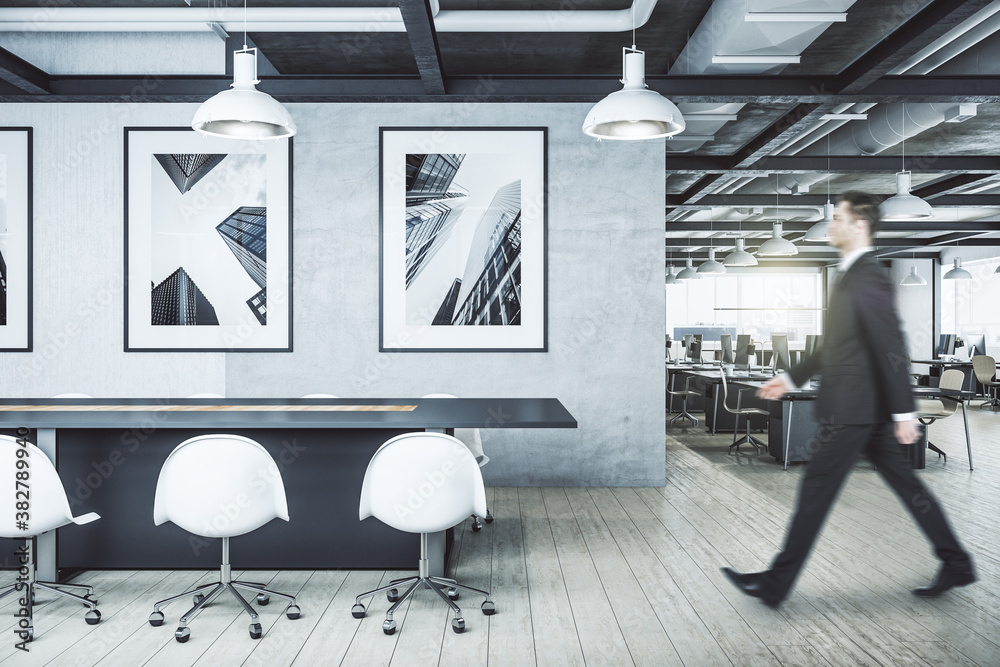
[0, 398, 577, 429]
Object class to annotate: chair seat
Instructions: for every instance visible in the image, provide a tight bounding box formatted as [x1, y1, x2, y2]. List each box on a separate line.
[731, 407, 769, 416]
[667, 389, 699, 397]
[916, 398, 950, 417]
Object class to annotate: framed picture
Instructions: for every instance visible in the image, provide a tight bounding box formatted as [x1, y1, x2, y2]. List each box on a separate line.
[0, 128, 32, 352]
[124, 127, 292, 352]
[380, 127, 547, 352]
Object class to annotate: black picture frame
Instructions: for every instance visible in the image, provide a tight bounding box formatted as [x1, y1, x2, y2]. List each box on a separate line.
[0, 127, 32, 352]
[379, 126, 547, 352]
[123, 127, 293, 352]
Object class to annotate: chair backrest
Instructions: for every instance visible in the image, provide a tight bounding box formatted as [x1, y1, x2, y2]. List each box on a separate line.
[0, 436, 83, 537]
[421, 394, 487, 465]
[936, 369, 965, 417]
[720, 334, 734, 364]
[153, 434, 288, 538]
[359, 432, 487, 534]
[718, 369, 734, 412]
[971, 355, 996, 384]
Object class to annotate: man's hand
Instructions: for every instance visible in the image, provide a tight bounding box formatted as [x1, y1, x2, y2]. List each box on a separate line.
[757, 377, 789, 400]
[895, 419, 919, 445]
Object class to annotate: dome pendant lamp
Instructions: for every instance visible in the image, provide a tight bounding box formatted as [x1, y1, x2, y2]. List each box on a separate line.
[676, 257, 701, 280]
[697, 247, 727, 275]
[757, 177, 797, 256]
[191, 1, 296, 140]
[880, 106, 932, 220]
[666, 264, 678, 285]
[943, 257, 972, 280]
[582, 9, 684, 140]
[724, 238, 757, 266]
[900, 265, 927, 286]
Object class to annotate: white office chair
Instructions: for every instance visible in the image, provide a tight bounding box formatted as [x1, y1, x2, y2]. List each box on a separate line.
[148, 434, 300, 643]
[0, 432, 101, 641]
[915, 369, 965, 463]
[719, 369, 769, 455]
[351, 432, 495, 635]
[422, 394, 492, 530]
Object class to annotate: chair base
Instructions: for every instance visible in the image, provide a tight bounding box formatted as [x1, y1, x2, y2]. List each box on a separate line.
[927, 441, 947, 462]
[471, 509, 494, 532]
[352, 533, 494, 635]
[149, 536, 299, 642]
[978, 396, 1000, 410]
[0, 580, 100, 642]
[729, 434, 767, 456]
[669, 410, 699, 427]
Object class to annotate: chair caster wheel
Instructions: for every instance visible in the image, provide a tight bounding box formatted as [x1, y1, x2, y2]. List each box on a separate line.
[256, 593, 270, 606]
[452, 617, 466, 633]
[382, 619, 396, 635]
[149, 611, 165, 627]
[21, 627, 33, 642]
[386, 588, 398, 602]
[249, 622, 262, 640]
[447, 588, 459, 601]
[482, 600, 496, 615]
[351, 603, 366, 619]
[85, 609, 102, 625]
[472, 521, 482, 532]
[193, 593, 204, 606]
[85, 594, 99, 604]
[286, 604, 301, 620]
[484, 513, 494, 523]
[175, 627, 190, 643]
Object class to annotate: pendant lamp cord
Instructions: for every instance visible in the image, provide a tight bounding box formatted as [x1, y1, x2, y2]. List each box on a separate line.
[244, 0, 248, 50]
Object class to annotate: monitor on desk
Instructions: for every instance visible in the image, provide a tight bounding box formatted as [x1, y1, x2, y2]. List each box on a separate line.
[965, 333, 986, 358]
[771, 334, 791, 372]
[720, 334, 734, 364]
[937, 334, 956, 358]
[805, 334, 823, 356]
[734, 334, 752, 370]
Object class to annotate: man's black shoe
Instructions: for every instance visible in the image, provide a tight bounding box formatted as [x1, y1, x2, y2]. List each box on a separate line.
[913, 566, 976, 598]
[720, 567, 782, 608]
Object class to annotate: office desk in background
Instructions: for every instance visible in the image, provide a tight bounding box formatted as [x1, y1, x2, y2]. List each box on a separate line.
[0, 397, 577, 582]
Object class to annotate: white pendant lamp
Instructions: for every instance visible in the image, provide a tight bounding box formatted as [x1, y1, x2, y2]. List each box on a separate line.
[900, 265, 927, 286]
[192, 47, 296, 140]
[697, 247, 727, 274]
[724, 238, 757, 266]
[665, 265, 678, 285]
[943, 257, 972, 280]
[995, 264, 1000, 274]
[582, 46, 685, 140]
[880, 171, 933, 220]
[676, 257, 701, 280]
[803, 202, 833, 242]
[757, 221, 798, 256]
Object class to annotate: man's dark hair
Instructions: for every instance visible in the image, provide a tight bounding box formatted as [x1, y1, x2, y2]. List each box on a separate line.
[839, 190, 882, 236]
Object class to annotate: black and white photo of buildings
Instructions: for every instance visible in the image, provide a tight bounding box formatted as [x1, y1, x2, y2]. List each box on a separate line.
[149, 153, 267, 326]
[404, 153, 522, 327]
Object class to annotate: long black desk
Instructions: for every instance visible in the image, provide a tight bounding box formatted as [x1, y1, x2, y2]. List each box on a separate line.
[0, 398, 577, 581]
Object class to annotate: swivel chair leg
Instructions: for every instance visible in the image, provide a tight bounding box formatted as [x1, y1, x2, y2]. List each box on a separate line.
[729, 415, 765, 456]
[927, 441, 947, 462]
[668, 398, 698, 427]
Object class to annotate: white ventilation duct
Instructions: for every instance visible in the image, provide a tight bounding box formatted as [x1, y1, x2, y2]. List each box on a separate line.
[736, 102, 967, 195]
[891, 1, 1000, 75]
[0, 2, 659, 32]
[927, 29, 1000, 75]
[665, 0, 857, 152]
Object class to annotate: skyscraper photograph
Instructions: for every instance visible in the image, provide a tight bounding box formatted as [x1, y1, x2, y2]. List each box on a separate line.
[404, 152, 523, 327]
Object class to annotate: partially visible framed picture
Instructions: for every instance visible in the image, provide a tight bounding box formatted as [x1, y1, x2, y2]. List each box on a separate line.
[124, 127, 292, 352]
[0, 128, 32, 352]
[380, 127, 547, 352]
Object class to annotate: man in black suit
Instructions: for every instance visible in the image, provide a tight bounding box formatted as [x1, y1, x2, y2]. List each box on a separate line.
[722, 191, 975, 608]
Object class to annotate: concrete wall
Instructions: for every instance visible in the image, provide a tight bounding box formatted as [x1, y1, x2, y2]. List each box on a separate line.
[0, 102, 666, 487]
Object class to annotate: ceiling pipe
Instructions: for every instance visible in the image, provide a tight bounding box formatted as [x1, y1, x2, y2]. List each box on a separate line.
[928, 28, 1000, 75]
[0, 1, 659, 32]
[891, 2, 1000, 75]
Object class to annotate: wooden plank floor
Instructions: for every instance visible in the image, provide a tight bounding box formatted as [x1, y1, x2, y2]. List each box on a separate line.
[1, 408, 997, 666]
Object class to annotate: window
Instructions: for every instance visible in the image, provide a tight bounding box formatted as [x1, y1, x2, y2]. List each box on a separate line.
[666, 270, 823, 343]
[940, 257, 1000, 353]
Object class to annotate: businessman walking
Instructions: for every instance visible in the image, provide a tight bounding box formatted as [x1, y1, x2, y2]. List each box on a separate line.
[722, 191, 975, 608]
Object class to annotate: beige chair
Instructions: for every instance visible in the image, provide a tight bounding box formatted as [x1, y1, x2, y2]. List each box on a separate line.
[719, 369, 769, 455]
[971, 355, 1000, 410]
[667, 368, 699, 427]
[915, 369, 965, 463]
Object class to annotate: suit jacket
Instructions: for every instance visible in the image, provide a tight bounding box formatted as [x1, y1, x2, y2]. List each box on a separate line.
[788, 252, 915, 425]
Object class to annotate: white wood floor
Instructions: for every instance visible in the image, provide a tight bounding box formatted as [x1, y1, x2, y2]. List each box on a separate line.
[1, 407, 998, 666]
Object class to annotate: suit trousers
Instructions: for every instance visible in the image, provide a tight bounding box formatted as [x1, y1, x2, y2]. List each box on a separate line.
[762, 421, 970, 600]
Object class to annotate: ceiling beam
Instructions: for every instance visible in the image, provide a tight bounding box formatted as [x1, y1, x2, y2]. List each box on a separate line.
[662, 155, 1000, 174]
[0, 45, 50, 95]
[11, 75, 1000, 104]
[913, 174, 1000, 199]
[731, 104, 829, 169]
[667, 194, 1000, 208]
[834, 0, 995, 94]
[397, 0, 446, 95]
